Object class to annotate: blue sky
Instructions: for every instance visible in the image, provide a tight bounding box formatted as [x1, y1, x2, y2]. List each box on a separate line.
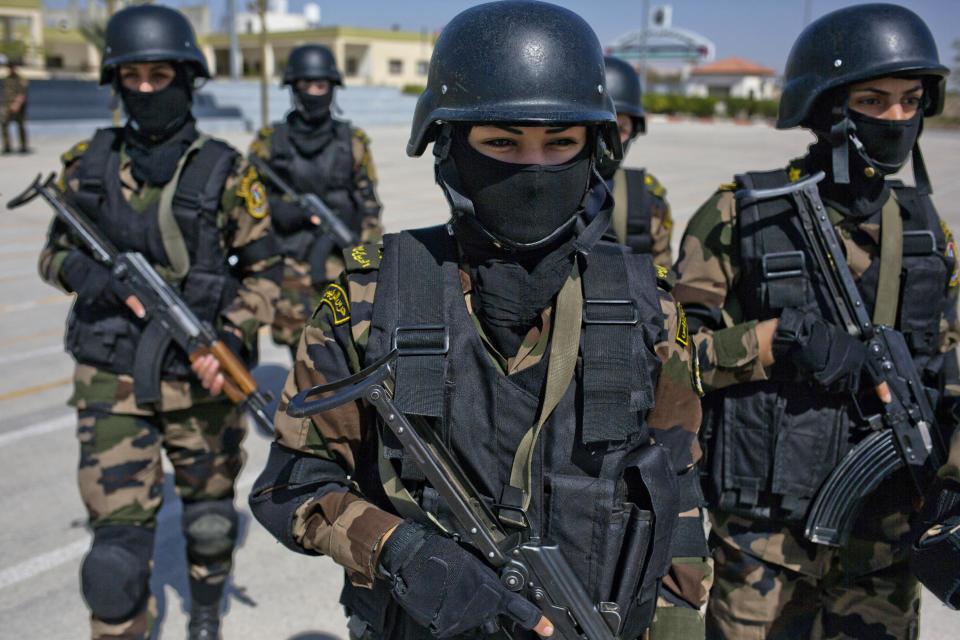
[51, 1, 960, 73]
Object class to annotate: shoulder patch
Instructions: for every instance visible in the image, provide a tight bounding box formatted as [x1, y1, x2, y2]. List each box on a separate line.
[788, 166, 803, 183]
[61, 140, 90, 165]
[941, 220, 959, 288]
[352, 127, 371, 145]
[343, 242, 383, 271]
[237, 166, 268, 219]
[718, 182, 738, 192]
[320, 283, 351, 326]
[655, 264, 676, 291]
[644, 172, 667, 198]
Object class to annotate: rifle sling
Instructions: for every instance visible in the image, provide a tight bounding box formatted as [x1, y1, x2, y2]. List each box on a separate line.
[157, 134, 210, 280]
[873, 191, 903, 327]
[611, 167, 629, 245]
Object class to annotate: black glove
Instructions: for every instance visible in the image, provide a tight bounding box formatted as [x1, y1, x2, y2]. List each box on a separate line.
[378, 520, 542, 638]
[911, 482, 960, 609]
[60, 250, 133, 309]
[269, 196, 312, 234]
[773, 308, 870, 390]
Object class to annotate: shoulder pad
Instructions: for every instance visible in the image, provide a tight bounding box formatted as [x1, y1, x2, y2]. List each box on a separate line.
[643, 171, 667, 198]
[655, 264, 676, 291]
[352, 127, 371, 145]
[343, 242, 383, 272]
[61, 139, 91, 166]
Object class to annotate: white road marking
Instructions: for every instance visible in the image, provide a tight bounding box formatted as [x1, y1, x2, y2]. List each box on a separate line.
[0, 413, 74, 448]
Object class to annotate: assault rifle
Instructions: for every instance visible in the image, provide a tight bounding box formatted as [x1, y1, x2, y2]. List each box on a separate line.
[247, 154, 360, 249]
[8, 174, 275, 435]
[736, 171, 945, 547]
[287, 351, 621, 640]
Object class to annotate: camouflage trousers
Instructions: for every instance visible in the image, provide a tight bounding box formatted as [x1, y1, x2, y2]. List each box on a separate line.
[706, 534, 920, 640]
[77, 401, 246, 640]
[271, 254, 345, 350]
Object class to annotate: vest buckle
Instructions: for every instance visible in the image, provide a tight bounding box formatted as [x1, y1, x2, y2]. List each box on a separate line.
[582, 299, 638, 325]
[392, 324, 449, 356]
[761, 251, 806, 280]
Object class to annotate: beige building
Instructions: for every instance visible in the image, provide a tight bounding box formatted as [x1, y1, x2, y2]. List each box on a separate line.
[203, 26, 435, 88]
[0, 0, 44, 68]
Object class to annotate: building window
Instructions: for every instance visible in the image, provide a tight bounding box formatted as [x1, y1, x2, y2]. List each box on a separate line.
[388, 59, 403, 75]
[346, 58, 359, 76]
[416, 60, 429, 76]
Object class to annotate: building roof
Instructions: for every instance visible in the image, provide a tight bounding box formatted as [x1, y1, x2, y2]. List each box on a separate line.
[691, 57, 775, 77]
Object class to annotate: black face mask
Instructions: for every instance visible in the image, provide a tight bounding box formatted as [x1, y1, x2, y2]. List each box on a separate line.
[294, 88, 334, 123]
[450, 134, 592, 247]
[120, 75, 193, 140]
[849, 109, 922, 176]
[125, 117, 198, 186]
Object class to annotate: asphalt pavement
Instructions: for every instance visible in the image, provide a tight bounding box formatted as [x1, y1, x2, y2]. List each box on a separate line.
[0, 119, 957, 638]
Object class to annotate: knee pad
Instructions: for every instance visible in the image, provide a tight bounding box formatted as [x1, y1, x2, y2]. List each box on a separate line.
[80, 525, 154, 622]
[183, 498, 239, 560]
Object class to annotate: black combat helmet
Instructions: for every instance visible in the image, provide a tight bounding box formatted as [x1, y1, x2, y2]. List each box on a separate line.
[407, 0, 620, 159]
[100, 4, 209, 85]
[282, 45, 343, 86]
[778, 3, 948, 130]
[604, 56, 646, 135]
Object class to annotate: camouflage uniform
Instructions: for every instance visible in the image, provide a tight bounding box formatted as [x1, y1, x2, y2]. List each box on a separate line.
[251, 237, 710, 638]
[249, 122, 382, 350]
[672, 160, 960, 640]
[1, 71, 28, 152]
[38, 135, 281, 639]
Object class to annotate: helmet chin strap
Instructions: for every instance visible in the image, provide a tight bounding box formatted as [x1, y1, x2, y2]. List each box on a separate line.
[829, 102, 852, 185]
[432, 123, 611, 255]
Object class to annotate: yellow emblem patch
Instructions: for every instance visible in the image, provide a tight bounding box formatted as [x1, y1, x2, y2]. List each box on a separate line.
[675, 301, 689, 347]
[320, 284, 351, 325]
[942, 220, 959, 288]
[656, 265, 669, 279]
[351, 245, 372, 269]
[237, 167, 268, 219]
[788, 166, 802, 183]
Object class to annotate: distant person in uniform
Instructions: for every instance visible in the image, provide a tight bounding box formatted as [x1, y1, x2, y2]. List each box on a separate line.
[250, 44, 383, 357]
[2, 61, 29, 154]
[582, 56, 672, 267]
[37, 6, 281, 639]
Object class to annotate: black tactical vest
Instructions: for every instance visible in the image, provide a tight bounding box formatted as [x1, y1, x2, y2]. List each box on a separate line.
[65, 127, 240, 383]
[701, 169, 953, 524]
[269, 120, 359, 262]
[339, 226, 682, 640]
[583, 169, 654, 254]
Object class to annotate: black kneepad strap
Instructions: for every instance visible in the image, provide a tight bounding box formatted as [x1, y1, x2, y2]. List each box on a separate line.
[182, 498, 239, 560]
[81, 525, 154, 622]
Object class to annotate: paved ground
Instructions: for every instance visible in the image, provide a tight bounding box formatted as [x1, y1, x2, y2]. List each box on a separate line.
[0, 120, 958, 639]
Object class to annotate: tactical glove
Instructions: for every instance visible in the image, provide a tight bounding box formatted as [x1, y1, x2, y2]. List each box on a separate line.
[911, 482, 960, 609]
[269, 197, 312, 234]
[773, 308, 869, 390]
[378, 520, 542, 638]
[61, 249, 134, 309]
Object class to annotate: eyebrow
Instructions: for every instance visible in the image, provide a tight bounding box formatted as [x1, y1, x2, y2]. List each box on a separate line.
[851, 84, 923, 96]
[493, 125, 524, 135]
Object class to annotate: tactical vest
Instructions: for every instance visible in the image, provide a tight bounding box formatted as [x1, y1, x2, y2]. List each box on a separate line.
[610, 168, 655, 254]
[269, 120, 359, 263]
[701, 169, 953, 524]
[340, 226, 684, 640]
[65, 127, 241, 383]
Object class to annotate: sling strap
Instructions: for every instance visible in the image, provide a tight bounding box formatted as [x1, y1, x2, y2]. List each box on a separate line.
[157, 134, 210, 280]
[873, 190, 903, 327]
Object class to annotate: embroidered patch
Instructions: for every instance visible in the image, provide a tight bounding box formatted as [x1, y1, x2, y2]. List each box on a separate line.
[238, 167, 268, 219]
[788, 166, 802, 183]
[675, 301, 689, 347]
[656, 265, 669, 279]
[942, 220, 959, 287]
[351, 245, 372, 269]
[320, 284, 351, 325]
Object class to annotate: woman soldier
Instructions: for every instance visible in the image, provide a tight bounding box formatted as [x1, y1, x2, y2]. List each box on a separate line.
[38, 5, 281, 639]
[671, 4, 958, 638]
[250, 44, 383, 357]
[248, 1, 707, 638]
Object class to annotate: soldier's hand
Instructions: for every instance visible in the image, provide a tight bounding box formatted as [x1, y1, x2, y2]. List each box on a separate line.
[124, 295, 146, 319]
[191, 354, 225, 396]
[310, 215, 321, 226]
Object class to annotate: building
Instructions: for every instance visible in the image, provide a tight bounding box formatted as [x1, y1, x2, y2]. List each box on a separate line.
[0, 0, 44, 68]
[203, 26, 434, 88]
[685, 57, 777, 100]
[231, 0, 320, 35]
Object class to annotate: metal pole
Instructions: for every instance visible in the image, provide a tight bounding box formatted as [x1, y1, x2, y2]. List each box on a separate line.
[638, 0, 649, 88]
[257, 0, 269, 128]
[228, 0, 241, 80]
[105, 0, 120, 126]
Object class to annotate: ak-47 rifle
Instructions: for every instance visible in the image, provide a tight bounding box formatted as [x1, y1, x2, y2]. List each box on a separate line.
[247, 154, 360, 249]
[287, 351, 622, 640]
[8, 174, 275, 435]
[736, 171, 945, 547]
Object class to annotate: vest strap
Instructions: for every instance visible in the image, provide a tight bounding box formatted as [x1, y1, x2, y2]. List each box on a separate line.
[157, 134, 210, 280]
[612, 168, 629, 245]
[873, 191, 903, 327]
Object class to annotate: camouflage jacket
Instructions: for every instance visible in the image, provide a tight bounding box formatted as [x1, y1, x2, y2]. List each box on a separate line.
[266, 238, 705, 587]
[249, 122, 384, 242]
[38, 134, 282, 414]
[620, 169, 673, 268]
[1, 74, 27, 111]
[673, 161, 960, 576]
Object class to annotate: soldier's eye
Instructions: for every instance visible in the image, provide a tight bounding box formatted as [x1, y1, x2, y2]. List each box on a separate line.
[482, 138, 516, 148]
[548, 138, 577, 147]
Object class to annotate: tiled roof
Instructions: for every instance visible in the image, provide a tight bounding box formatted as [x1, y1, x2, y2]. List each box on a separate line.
[691, 57, 776, 77]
